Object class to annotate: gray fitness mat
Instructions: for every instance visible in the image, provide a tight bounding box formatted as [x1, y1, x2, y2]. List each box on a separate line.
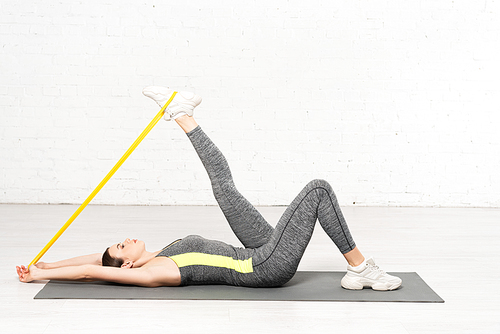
[34, 271, 444, 303]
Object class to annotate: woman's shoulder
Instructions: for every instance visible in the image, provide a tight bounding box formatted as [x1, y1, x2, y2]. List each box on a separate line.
[143, 256, 182, 286]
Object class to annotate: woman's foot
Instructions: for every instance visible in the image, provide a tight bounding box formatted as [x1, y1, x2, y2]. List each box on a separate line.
[142, 86, 202, 121]
[341, 257, 402, 291]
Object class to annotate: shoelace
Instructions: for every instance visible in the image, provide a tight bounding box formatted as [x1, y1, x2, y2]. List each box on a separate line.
[367, 263, 386, 275]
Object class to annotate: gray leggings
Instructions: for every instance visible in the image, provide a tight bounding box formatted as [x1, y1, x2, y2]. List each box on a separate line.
[187, 126, 356, 286]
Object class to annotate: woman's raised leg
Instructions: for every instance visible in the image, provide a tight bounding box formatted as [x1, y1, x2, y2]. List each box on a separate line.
[142, 88, 274, 248]
[175, 115, 275, 249]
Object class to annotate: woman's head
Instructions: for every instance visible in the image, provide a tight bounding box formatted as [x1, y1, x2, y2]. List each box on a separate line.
[102, 247, 124, 267]
[102, 238, 146, 268]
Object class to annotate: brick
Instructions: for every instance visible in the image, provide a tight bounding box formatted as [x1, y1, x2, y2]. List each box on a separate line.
[1, 1, 499, 207]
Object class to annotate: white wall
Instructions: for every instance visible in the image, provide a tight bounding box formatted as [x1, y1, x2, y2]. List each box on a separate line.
[1, 0, 499, 207]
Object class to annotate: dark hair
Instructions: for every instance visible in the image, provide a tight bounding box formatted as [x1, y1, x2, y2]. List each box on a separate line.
[102, 247, 124, 267]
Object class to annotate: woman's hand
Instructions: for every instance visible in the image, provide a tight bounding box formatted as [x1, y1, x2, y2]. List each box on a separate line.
[16, 265, 38, 283]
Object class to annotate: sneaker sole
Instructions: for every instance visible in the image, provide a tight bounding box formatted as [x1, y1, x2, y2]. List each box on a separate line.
[341, 274, 402, 291]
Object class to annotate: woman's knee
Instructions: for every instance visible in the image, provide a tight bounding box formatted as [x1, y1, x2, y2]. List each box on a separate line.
[306, 179, 334, 192]
[303, 179, 339, 204]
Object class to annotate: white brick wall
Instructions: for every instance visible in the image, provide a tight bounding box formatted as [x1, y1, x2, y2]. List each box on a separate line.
[1, 0, 499, 207]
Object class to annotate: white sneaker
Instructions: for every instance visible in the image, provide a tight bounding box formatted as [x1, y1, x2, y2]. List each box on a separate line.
[142, 86, 202, 121]
[341, 257, 402, 291]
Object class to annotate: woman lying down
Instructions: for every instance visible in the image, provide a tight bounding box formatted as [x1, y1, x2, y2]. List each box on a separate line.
[17, 87, 402, 291]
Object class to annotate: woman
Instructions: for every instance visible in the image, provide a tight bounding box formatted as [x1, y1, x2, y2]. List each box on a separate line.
[17, 87, 402, 291]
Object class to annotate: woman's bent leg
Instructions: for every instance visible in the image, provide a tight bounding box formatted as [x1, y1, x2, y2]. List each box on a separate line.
[186, 126, 274, 248]
[252, 179, 356, 286]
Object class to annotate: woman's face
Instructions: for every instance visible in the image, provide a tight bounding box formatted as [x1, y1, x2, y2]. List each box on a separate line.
[108, 238, 146, 265]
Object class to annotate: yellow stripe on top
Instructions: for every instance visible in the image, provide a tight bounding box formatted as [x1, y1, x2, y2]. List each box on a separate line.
[169, 253, 253, 274]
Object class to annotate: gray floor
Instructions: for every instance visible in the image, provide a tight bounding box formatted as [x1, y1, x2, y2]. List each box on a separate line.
[1, 204, 499, 333]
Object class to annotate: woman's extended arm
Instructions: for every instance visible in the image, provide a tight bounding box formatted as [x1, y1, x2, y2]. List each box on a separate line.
[36, 253, 102, 269]
[16, 258, 181, 287]
[17, 264, 88, 283]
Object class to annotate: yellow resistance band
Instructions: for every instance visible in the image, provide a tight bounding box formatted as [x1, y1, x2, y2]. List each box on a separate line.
[28, 92, 177, 268]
